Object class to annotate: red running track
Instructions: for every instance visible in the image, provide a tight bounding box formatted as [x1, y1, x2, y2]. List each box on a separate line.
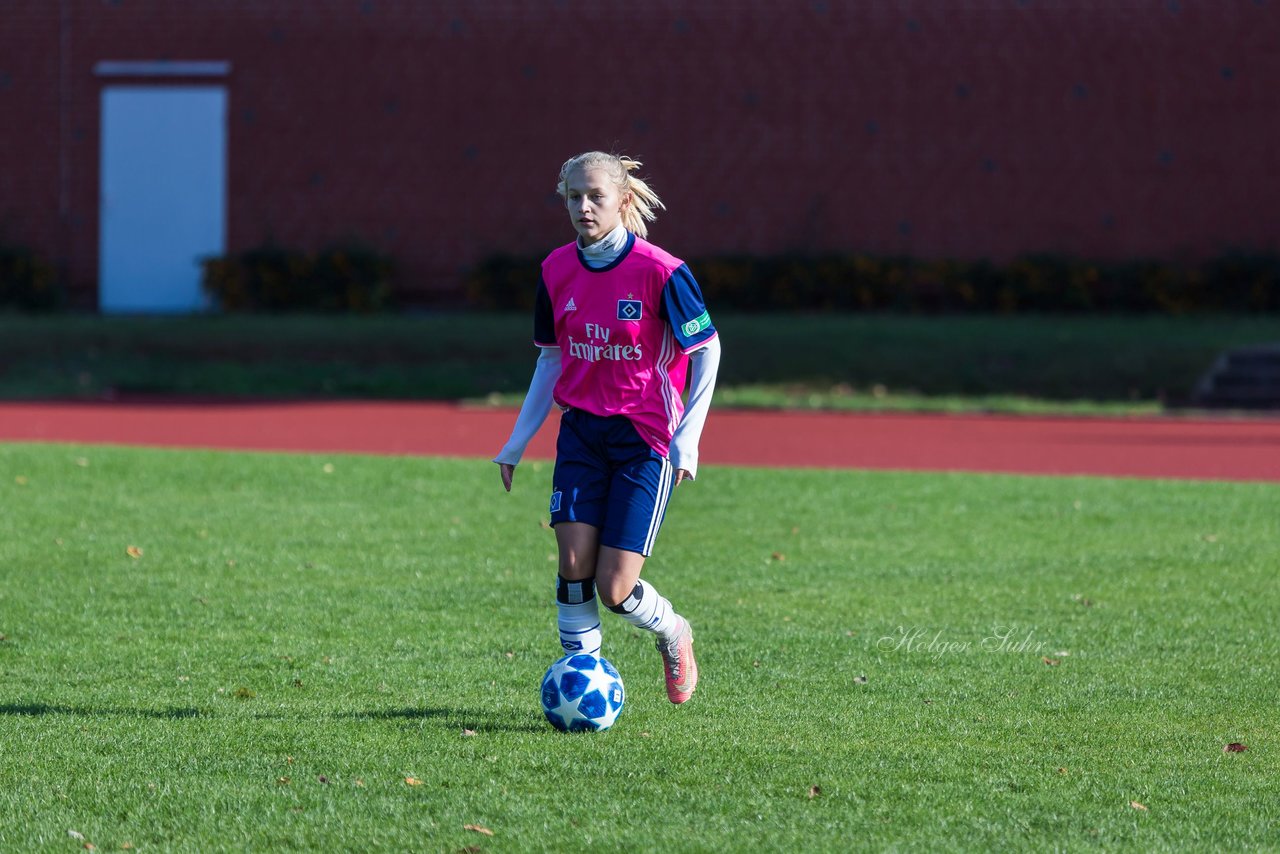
[2, 400, 1279, 482]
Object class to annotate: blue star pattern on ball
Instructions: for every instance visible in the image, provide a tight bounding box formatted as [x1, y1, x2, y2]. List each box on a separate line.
[540, 653, 626, 732]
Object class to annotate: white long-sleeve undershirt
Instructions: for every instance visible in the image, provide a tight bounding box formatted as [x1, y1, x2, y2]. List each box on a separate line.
[493, 346, 561, 466]
[579, 223, 630, 268]
[668, 334, 720, 480]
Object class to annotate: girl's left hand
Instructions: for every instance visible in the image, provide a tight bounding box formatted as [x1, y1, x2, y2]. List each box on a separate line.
[675, 469, 691, 487]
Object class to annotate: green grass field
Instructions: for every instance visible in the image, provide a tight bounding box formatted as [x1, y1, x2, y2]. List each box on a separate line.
[4, 312, 1279, 414]
[2, 443, 1278, 851]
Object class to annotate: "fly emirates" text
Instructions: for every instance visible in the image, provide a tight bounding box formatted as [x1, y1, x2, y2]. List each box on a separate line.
[568, 323, 643, 362]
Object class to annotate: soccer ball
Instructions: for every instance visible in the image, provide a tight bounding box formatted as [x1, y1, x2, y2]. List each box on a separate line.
[540, 653, 625, 732]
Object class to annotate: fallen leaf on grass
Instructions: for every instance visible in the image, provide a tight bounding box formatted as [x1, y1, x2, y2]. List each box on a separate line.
[318, 775, 329, 784]
[277, 776, 291, 785]
[1130, 801, 1148, 811]
[83, 844, 95, 851]
[853, 674, 868, 684]
[1042, 657, 1061, 666]
[405, 776, 424, 786]
[770, 552, 786, 562]
[1057, 767, 1067, 775]
[233, 687, 256, 700]
[807, 785, 822, 799]
[126, 546, 143, 558]
[121, 844, 135, 851]
[462, 728, 477, 737]
[1224, 742, 1248, 753]
[15, 476, 28, 486]
[355, 778, 365, 787]
[464, 824, 494, 836]
[67, 831, 85, 841]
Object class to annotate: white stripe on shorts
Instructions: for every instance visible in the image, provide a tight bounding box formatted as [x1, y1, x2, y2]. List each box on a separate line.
[643, 456, 674, 555]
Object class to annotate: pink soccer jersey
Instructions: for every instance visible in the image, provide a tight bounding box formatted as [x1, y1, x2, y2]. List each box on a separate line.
[534, 233, 717, 457]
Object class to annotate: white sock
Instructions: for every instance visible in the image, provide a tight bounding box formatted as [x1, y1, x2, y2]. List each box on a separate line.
[556, 575, 601, 655]
[607, 579, 683, 642]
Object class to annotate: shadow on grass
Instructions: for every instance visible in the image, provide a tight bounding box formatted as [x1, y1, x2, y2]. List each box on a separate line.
[0, 703, 203, 719]
[339, 706, 546, 734]
[0, 702, 546, 732]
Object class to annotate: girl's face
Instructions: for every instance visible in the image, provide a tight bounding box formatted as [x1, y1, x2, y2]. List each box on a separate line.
[564, 166, 628, 246]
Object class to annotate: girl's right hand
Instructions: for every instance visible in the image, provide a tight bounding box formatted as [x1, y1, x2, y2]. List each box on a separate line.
[499, 463, 515, 492]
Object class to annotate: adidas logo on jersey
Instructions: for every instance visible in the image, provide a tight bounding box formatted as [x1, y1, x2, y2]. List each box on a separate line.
[564, 298, 577, 311]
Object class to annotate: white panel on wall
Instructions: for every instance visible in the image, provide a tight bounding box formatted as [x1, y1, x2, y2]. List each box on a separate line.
[99, 86, 226, 314]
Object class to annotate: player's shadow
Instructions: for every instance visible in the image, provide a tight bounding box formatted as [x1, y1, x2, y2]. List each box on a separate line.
[0, 702, 203, 719]
[340, 706, 545, 734]
[0, 703, 545, 733]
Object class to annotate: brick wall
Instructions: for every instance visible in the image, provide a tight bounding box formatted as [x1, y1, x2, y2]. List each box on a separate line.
[2, 0, 1277, 308]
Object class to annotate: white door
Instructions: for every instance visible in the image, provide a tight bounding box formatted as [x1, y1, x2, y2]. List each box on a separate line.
[99, 86, 226, 313]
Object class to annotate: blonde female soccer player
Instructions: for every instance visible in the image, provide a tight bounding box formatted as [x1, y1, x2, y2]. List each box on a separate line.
[495, 151, 721, 704]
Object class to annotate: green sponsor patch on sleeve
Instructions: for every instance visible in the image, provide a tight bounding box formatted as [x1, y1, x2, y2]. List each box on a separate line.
[681, 311, 711, 338]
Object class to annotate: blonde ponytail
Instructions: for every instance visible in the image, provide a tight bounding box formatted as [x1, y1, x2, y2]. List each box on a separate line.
[557, 151, 666, 238]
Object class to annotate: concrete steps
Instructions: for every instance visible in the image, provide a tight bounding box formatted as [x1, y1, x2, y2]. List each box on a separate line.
[1192, 344, 1280, 409]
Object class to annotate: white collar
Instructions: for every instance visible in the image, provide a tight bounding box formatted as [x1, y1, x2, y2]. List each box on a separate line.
[579, 224, 629, 265]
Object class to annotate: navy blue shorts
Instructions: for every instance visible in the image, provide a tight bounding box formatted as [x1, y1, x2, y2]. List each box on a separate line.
[549, 408, 675, 557]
